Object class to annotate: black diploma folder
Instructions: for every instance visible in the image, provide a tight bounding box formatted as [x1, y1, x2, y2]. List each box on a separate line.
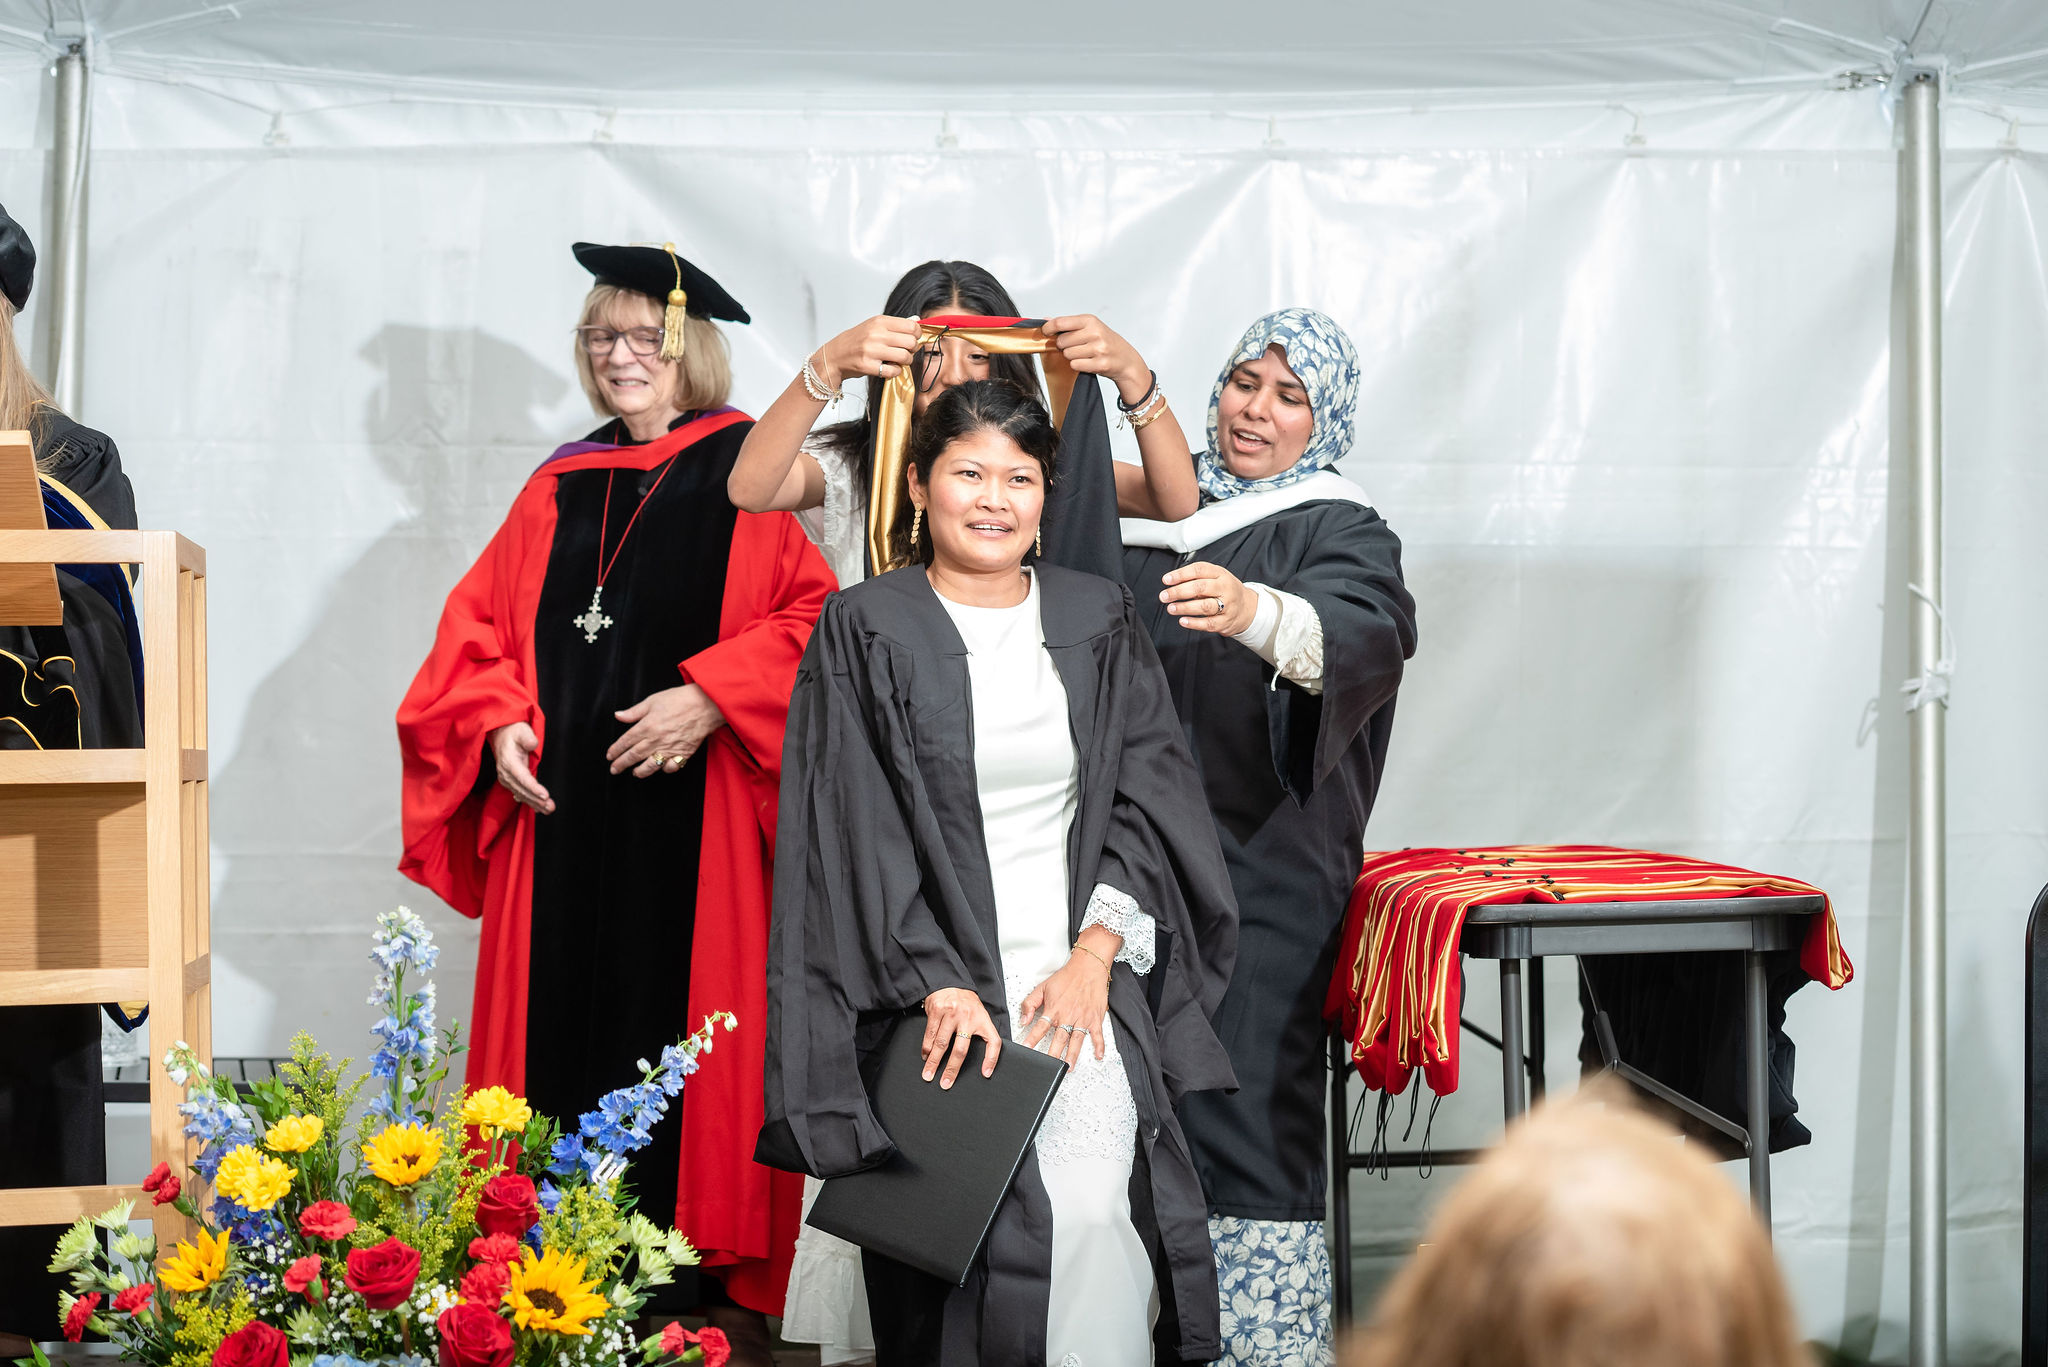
[806, 1016, 1064, 1286]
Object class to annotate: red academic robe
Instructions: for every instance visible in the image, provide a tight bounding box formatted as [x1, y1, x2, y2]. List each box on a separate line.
[396, 410, 832, 1312]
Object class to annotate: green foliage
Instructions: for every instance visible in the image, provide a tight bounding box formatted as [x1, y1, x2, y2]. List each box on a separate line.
[273, 1032, 365, 1205]
[539, 1183, 627, 1280]
[170, 1290, 253, 1367]
[516, 1110, 562, 1182]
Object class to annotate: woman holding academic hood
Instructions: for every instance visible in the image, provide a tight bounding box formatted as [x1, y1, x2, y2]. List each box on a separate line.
[1121, 308, 1419, 1366]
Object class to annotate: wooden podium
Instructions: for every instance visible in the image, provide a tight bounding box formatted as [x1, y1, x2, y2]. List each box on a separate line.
[0, 431, 209, 1239]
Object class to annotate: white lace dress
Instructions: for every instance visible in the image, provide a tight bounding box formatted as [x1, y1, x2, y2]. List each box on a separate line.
[935, 571, 1160, 1367]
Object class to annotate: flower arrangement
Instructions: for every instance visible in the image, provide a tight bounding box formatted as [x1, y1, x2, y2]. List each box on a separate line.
[43, 908, 738, 1367]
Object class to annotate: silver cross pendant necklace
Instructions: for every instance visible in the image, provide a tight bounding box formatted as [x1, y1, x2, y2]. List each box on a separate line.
[575, 455, 679, 644]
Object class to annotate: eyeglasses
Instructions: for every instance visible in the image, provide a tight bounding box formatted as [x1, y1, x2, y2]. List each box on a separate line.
[576, 326, 664, 357]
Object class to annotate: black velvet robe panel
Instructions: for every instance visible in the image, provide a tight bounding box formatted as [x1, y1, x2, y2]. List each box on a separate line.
[758, 564, 1239, 1365]
[1124, 499, 1417, 1222]
[0, 413, 137, 1335]
[523, 418, 737, 1262]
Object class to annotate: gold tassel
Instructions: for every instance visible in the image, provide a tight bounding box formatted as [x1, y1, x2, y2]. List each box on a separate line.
[660, 288, 689, 361]
[658, 242, 688, 361]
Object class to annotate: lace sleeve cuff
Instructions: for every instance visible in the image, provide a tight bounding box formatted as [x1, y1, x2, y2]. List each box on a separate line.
[1266, 585, 1325, 695]
[1082, 883, 1157, 976]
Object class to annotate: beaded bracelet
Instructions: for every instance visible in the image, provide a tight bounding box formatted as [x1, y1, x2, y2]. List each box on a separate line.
[801, 352, 842, 404]
[1128, 388, 1170, 430]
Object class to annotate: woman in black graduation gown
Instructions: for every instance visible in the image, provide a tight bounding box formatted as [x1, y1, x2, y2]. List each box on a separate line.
[758, 380, 1239, 1366]
[0, 201, 144, 1356]
[1120, 308, 1418, 1367]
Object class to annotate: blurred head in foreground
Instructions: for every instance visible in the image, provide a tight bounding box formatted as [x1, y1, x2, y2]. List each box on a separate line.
[1348, 1083, 1811, 1367]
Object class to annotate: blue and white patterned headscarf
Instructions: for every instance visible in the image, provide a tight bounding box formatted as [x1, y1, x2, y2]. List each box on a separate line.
[1196, 307, 1361, 502]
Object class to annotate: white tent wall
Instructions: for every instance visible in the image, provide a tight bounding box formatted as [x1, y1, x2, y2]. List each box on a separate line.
[2, 57, 2044, 1359]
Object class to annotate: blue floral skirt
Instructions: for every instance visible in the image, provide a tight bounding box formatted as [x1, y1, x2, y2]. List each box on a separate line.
[1208, 1217, 1334, 1367]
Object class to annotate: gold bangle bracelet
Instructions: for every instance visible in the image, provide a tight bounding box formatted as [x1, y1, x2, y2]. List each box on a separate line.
[1129, 394, 1170, 430]
[1071, 942, 1112, 980]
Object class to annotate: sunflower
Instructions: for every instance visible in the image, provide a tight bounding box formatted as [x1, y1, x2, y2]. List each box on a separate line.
[264, 1114, 324, 1154]
[215, 1146, 295, 1212]
[362, 1122, 444, 1187]
[158, 1227, 230, 1294]
[503, 1247, 609, 1336]
[460, 1086, 532, 1138]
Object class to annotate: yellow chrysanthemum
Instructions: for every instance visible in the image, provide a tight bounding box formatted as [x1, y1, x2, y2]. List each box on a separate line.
[362, 1122, 443, 1187]
[264, 1113, 325, 1154]
[214, 1145, 295, 1212]
[504, 1247, 609, 1336]
[461, 1086, 532, 1137]
[157, 1227, 229, 1294]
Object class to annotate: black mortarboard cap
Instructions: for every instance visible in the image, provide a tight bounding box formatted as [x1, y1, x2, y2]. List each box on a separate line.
[571, 242, 749, 325]
[0, 201, 34, 311]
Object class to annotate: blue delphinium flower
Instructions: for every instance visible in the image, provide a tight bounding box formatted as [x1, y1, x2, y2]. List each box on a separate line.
[549, 1013, 734, 1181]
[368, 908, 440, 1123]
[167, 1057, 262, 1180]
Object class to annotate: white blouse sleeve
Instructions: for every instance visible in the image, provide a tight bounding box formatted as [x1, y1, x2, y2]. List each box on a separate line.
[792, 435, 865, 588]
[1081, 883, 1157, 975]
[1229, 583, 1325, 695]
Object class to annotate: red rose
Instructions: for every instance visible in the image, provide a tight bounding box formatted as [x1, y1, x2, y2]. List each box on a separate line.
[151, 1172, 182, 1206]
[212, 1319, 288, 1367]
[457, 1258, 509, 1306]
[466, 1233, 520, 1266]
[473, 1173, 539, 1239]
[62, 1292, 100, 1343]
[283, 1254, 324, 1298]
[694, 1328, 731, 1367]
[437, 1300, 514, 1367]
[112, 1285, 153, 1316]
[300, 1200, 358, 1241]
[141, 1161, 172, 1192]
[343, 1236, 422, 1311]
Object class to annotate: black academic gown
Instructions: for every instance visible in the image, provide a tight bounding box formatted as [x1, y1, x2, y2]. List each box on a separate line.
[758, 564, 1239, 1365]
[0, 412, 141, 1335]
[1123, 499, 1416, 1223]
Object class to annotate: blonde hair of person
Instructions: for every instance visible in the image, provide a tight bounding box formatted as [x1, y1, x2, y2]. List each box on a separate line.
[572, 282, 731, 419]
[0, 296, 59, 468]
[1348, 1083, 1812, 1367]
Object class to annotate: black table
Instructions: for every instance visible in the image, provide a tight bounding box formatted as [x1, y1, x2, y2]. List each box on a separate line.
[1329, 892, 1827, 1323]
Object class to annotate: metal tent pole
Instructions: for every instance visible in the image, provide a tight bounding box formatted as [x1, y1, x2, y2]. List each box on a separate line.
[1900, 68, 1948, 1367]
[49, 40, 89, 416]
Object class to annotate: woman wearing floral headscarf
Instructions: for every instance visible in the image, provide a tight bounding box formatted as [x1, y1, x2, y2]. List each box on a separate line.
[1120, 308, 1418, 1366]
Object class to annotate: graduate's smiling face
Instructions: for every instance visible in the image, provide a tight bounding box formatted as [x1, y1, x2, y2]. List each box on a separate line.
[592, 292, 682, 421]
[911, 319, 993, 416]
[1216, 344, 1314, 481]
[907, 429, 1046, 576]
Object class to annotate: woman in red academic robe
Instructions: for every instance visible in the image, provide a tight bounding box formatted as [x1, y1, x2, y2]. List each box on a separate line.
[397, 242, 832, 1362]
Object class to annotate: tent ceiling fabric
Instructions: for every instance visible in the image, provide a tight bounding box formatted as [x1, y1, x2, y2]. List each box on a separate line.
[8, 0, 2048, 105]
